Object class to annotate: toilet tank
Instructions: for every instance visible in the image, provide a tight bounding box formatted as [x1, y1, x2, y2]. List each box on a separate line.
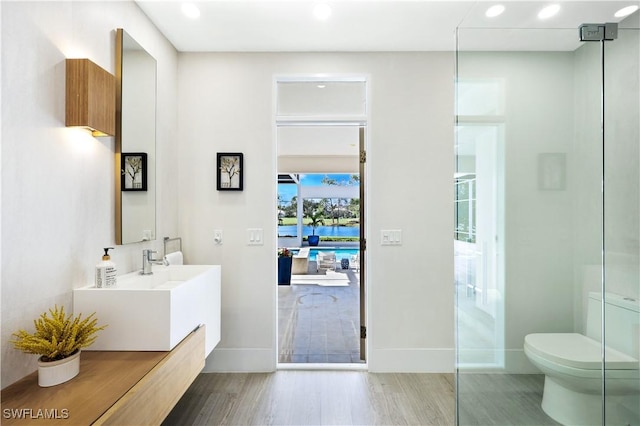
[586, 291, 640, 359]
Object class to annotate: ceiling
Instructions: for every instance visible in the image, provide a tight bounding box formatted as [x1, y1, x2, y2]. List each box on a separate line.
[134, 1, 639, 166]
[136, 1, 639, 52]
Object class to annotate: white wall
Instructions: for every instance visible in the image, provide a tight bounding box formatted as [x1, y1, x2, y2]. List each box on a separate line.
[1, 1, 178, 387]
[567, 33, 640, 335]
[572, 41, 605, 329]
[177, 52, 455, 372]
[572, 28, 640, 322]
[458, 52, 576, 372]
[0, 0, 3, 389]
[458, 42, 640, 373]
[602, 28, 640, 301]
[502, 53, 576, 370]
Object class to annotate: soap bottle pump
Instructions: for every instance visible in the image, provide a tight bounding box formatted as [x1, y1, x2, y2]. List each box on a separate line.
[95, 247, 117, 288]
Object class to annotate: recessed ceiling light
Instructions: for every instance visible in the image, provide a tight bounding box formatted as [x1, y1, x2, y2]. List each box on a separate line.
[317, 84, 327, 89]
[182, 3, 200, 19]
[538, 4, 560, 20]
[615, 5, 639, 18]
[314, 3, 332, 21]
[486, 5, 505, 18]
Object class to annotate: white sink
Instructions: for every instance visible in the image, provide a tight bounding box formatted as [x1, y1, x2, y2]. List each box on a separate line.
[73, 265, 221, 356]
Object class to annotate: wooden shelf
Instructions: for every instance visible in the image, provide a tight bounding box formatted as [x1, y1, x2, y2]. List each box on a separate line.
[1, 326, 205, 425]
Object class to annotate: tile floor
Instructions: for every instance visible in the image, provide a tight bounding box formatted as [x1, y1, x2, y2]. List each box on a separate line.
[278, 259, 363, 363]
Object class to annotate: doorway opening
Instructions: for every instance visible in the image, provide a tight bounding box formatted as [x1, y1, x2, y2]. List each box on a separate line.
[455, 121, 505, 369]
[275, 77, 368, 366]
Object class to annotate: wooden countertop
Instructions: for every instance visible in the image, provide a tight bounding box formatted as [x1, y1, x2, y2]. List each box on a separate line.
[1, 326, 205, 425]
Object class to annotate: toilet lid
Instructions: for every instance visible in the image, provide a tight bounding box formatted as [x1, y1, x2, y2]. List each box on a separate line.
[525, 333, 639, 370]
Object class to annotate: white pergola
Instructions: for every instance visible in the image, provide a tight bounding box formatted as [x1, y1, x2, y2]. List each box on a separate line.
[288, 183, 360, 247]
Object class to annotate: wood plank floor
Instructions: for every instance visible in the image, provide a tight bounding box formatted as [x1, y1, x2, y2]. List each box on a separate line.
[163, 371, 455, 425]
[457, 374, 560, 425]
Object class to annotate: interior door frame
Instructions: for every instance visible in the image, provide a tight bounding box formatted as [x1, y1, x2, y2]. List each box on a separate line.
[359, 126, 366, 360]
[274, 74, 370, 367]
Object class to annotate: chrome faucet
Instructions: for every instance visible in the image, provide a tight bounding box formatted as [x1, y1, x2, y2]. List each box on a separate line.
[141, 249, 168, 275]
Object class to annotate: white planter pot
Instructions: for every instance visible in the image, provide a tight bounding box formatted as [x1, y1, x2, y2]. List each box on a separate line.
[37, 350, 80, 387]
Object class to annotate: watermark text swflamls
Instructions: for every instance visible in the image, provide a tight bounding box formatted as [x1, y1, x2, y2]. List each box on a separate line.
[3, 408, 69, 420]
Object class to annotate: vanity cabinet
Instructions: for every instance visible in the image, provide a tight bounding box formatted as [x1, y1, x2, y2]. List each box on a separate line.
[1, 325, 204, 425]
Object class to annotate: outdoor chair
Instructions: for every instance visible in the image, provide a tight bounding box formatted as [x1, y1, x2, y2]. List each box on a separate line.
[350, 252, 360, 272]
[316, 251, 337, 272]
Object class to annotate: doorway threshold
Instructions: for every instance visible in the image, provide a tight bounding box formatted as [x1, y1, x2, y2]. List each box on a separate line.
[277, 362, 368, 371]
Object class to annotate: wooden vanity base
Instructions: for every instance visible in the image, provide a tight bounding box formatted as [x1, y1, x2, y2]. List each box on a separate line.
[1, 326, 205, 425]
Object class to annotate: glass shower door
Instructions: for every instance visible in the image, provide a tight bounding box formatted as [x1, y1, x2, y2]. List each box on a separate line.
[603, 27, 640, 425]
[456, 12, 640, 425]
[455, 24, 605, 425]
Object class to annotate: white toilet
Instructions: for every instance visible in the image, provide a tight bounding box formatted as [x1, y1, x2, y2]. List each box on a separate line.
[524, 292, 639, 425]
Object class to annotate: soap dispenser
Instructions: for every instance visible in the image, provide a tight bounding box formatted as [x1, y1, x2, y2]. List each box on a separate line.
[95, 247, 117, 288]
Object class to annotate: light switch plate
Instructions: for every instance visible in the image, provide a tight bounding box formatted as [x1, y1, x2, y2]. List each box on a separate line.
[214, 230, 223, 245]
[381, 229, 402, 245]
[247, 228, 264, 245]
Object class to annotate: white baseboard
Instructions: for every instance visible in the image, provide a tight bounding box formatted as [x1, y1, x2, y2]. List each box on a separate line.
[456, 350, 542, 373]
[505, 349, 540, 373]
[203, 348, 276, 372]
[201, 348, 536, 374]
[368, 348, 455, 373]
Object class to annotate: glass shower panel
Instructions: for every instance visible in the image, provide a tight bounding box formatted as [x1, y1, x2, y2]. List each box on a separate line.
[456, 27, 603, 425]
[603, 27, 640, 425]
[455, 123, 504, 368]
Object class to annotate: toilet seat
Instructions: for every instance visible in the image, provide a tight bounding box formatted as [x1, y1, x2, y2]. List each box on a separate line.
[525, 333, 638, 371]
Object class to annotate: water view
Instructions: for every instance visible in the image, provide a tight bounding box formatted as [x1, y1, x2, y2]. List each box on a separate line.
[278, 225, 360, 238]
[291, 248, 359, 261]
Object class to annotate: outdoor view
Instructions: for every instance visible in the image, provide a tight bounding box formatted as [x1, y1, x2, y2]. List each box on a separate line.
[277, 172, 363, 364]
[278, 173, 360, 242]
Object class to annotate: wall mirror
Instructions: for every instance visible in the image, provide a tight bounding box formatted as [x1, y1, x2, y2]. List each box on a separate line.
[115, 28, 157, 244]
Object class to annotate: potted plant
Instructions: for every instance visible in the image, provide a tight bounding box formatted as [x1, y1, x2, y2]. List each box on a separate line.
[11, 305, 106, 387]
[278, 248, 293, 285]
[305, 210, 325, 246]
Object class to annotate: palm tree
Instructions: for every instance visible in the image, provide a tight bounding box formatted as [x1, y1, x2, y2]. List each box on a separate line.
[305, 209, 325, 236]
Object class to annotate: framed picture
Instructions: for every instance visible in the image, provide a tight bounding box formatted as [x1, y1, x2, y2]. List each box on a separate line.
[121, 152, 147, 191]
[217, 152, 243, 191]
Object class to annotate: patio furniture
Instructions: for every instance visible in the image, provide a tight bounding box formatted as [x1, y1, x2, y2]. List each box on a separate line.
[316, 251, 337, 272]
[350, 252, 360, 272]
[340, 258, 350, 269]
[292, 248, 310, 274]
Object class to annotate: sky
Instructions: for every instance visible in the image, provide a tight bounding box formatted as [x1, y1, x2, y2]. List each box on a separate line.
[278, 173, 358, 203]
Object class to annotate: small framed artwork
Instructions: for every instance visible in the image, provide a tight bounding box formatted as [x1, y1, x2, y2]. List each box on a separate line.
[217, 152, 243, 191]
[121, 152, 147, 191]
